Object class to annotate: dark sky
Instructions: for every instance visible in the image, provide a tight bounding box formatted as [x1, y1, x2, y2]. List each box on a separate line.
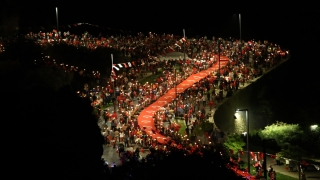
[2, 2, 318, 48]
[1, 2, 320, 122]
[2, 2, 319, 62]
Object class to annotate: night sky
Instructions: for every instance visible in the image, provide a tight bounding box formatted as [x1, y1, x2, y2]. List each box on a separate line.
[1, 2, 320, 117]
[2, 2, 319, 51]
[1, 3, 317, 73]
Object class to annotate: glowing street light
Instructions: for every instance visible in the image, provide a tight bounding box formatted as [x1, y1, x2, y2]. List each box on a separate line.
[311, 124, 318, 131]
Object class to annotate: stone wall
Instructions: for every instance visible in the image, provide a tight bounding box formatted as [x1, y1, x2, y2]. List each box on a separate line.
[214, 58, 291, 134]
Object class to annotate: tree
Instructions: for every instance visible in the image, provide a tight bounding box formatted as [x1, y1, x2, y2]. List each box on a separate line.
[223, 134, 245, 155]
[258, 121, 303, 147]
[109, 147, 244, 180]
[258, 121, 306, 159]
[1, 61, 105, 179]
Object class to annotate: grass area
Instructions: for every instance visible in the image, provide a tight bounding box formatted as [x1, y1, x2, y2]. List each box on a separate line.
[176, 119, 186, 135]
[139, 73, 162, 85]
[92, 102, 116, 115]
[276, 173, 298, 180]
[194, 124, 204, 136]
[240, 161, 256, 175]
[193, 121, 213, 136]
[101, 102, 116, 110]
[91, 70, 160, 115]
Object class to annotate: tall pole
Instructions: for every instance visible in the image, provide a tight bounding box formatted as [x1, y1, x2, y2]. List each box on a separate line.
[55, 7, 59, 34]
[237, 109, 250, 174]
[183, 29, 186, 61]
[263, 140, 267, 179]
[218, 39, 220, 79]
[111, 54, 116, 112]
[175, 68, 178, 117]
[246, 109, 250, 174]
[263, 139, 275, 179]
[239, 14, 241, 43]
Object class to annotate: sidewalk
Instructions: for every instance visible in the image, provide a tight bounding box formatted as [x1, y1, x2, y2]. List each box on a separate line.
[243, 153, 298, 179]
[241, 153, 320, 179]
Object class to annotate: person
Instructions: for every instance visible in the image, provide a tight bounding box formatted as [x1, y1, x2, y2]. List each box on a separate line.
[135, 147, 140, 158]
[268, 165, 273, 178]
[124, 136, 129, 147]
[254, 161, 261, 173]
[285, 158, 291, 171]
[209, 100, 214, 111]
[202, 95, 206, 106]
[118, 143, 124, 157]
[301, 172, 307, 180]
[272, 170, 276, 180]
[289, 160, 294, 172]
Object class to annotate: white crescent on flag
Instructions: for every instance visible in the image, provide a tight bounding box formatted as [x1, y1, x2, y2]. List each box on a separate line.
[157, 101, 167, 104]
[141, 120, 151, 123]
[193, 76, 202, 80]
[181, 84, 190, 86]
[142, 115, 153, 118]
[187, 80, 196, 83]
[163, 95, 173, 99]
[150, 105, 160, 109]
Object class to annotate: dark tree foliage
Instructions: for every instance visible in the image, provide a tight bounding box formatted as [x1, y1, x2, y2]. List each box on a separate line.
[0, 38, 243, 180]
[108, 147, 244, 180]
[0, 61, 244, 180]
[1, 61, 105, 179]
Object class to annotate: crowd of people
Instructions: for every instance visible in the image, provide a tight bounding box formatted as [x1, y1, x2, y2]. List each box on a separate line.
[19, 29, 289, 179]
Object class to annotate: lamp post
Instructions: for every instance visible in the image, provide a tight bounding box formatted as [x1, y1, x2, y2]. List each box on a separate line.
[218, 38, 221, 83]
[239, 14, 241, 43]
[183, 29, 186, 61]
[236, 109, 249, 174]
[55, 7, 59, 35]
[175, 68, 178, 117]
[263, 139, 275, 179]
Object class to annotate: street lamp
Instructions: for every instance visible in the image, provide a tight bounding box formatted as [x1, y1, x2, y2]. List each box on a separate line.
[235, 109, 250, 174]
[218, 38, 221, 79]
[263, 139, 275, 179]
[183, 29, 186, 61]
[239, 14, 241, 43]
[55, 7, 59, 34]
[175, 68, 177, 112]
[310, 124, 318, 131]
